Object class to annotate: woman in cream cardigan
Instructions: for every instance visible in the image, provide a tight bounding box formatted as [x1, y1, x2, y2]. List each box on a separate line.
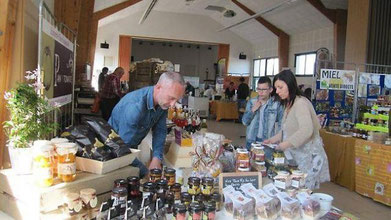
[265, 70, 330, 189]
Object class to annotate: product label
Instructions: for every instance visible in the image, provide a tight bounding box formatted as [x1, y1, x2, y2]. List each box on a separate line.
[35, 167, 53, 179]
[58, 162, 76, 175]
[254, 154, 265, 161]
[291, 180, 300, 188]
[238, 160, 250, 168]
[274, 157, 285, 165]
[274, 180, 286, 190]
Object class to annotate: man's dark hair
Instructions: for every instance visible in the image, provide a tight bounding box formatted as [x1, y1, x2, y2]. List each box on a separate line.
[102, 67, 109, 72]
[257, 76, 272, 87]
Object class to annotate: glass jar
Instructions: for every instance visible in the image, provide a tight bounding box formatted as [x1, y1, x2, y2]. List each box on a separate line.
[127, 176, 141, 198]
[111, 187, 128, 209]
[180, 192, 192, 208]
[64, 193, 82, 215]
[188, 177, 201, 196]
[80, 188, 98, 209]
[211, 193, 222, 211]
[164, 168, 176, 186]
[142, 182, 157, 206]
[254, 161, 267, 177]
[251, 144, 265, 162]
[156, 179, 168, 201]
[171, 183, 182, 201]
[194, 194, 205, 204]
[56, 143, 77, 182]
[203, 202, 216, 220]
[165, 191, 175, 214]
[236, 148, 250, 170]
[273, 150, 285, 166]
[273, 171, 290, 190]
[50, 137, 68, 177]
[114, 179, 128, 188]
[291, 170, 305, 189]
[33, 140, 54, 187]
[150, 168, 162, 183]
[173, 203, 187, 220]
[238, 167, 250, 172]
[188, 203, 203, 220]
[202, 177, 214, 196]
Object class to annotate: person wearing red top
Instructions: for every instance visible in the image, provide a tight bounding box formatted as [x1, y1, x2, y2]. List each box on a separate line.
[100, 67, 125, 121]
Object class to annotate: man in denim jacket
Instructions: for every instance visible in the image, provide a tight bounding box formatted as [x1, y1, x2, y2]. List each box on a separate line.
[242, 77, 284, 154]
[109, 72, 185, 175]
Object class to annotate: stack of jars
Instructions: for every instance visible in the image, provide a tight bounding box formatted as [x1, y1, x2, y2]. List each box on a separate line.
[251, 143, 267, 177]
[63, 188, 97, 216]
[32, 138, 77, 187]
[236, 148, 251, 172]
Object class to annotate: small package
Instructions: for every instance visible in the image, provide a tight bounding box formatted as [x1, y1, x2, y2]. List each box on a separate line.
[222, 185, 236, 214]
[232, 191, 255, 220]
[296, 192, 321, 220]
[241, 184, 280, 220]
[263, 183, 280, 198]
[276, 192, 301, 220]
[273, 171, 291, 190]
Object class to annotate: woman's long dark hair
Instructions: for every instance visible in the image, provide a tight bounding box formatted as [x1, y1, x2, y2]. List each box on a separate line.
[273, 69, 304, 107]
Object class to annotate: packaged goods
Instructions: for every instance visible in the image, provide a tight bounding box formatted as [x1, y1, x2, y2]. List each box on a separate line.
[276, 192, 301, 220]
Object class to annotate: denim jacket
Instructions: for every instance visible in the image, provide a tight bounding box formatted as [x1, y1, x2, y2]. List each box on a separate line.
[242, 97, 284, 147]
[109, 86, 167, 161]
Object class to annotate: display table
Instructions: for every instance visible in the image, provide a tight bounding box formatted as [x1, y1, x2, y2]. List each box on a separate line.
[0, 166, 139, 219]
[319, 129, 356, 191]
[188, 96, 209, 117]
[209, 101, 238, 121]
[355, 139, 391, 206]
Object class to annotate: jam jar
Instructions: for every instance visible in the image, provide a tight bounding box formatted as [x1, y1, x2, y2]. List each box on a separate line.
[201, 177, 214, 196]
[273, 150, 285, 166]
[188, 203, 204, 220]
[236, 148, 250, 171]
[80, 188, 98, 209]
[165, 191, 175, 214]
[203, 202, 216, 220]
[156, 179, 169, 201]
[194, 194, 206, 204]
[273, 171, 290, 190]
[171, 183, 182, 201]
[142, 182, 157, 207]
[50, 137, 68, 177]
[127, 176, 141, 198]
[188, 177, 201, 196]
[164, 167, 176, 186]
[291, 170, 305, 189]
[63, 193, 82, 215]
[180, 192, 192, 208]
[254, 161, 267, 177]
[251, 144, 265, 162]
[114, 179, 128, 188]
[150, 168, 162, 183]
[111, 187, 128, 209]
[173, 203, 187, 220]
[211, 193, 222, 211]
[33, 140, 54, 187]
[56, 142, 78, 182]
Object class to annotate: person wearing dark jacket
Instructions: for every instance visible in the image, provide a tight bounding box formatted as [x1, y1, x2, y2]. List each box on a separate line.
[98, 67, 109, 92]
[237, 77, 250, 122]
[225, 82, 236, 99]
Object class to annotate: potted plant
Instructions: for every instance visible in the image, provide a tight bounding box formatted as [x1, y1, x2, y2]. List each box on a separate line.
[3, 70, 58, 174]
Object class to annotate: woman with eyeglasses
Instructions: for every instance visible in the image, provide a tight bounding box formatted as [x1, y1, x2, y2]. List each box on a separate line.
[264, 70, 330, 189]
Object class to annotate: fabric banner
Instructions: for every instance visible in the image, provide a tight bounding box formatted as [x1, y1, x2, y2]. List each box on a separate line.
[320, 69, 355, 90]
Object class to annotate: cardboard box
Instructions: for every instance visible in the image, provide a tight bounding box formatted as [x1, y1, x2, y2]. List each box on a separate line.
[76, 149, 140, 174]
[174, 127, 193, 147]
[164, 141, 194, 168]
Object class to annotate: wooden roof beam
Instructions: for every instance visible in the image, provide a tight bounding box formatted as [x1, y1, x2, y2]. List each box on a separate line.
[306, 0, 336, 23]
[93, 0, 142, 20]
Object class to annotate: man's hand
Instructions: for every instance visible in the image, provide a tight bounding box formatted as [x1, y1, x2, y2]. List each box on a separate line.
[251, 100, 262, 113]
[149, 157, 162, 170]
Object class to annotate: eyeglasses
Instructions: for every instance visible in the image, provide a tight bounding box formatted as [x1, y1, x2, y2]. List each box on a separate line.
[256, 87, 270, 91]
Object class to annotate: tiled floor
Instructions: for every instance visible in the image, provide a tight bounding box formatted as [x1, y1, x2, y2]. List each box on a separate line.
[207, 119, 391, 220]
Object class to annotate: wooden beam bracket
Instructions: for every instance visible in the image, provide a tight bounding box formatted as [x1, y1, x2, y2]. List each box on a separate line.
[306, 0, 337, 24]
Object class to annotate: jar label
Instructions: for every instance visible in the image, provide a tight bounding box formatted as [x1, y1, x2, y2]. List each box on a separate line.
[274, 180, 286, 189]
[35, 167, 53, 179]
[58, 163, 76, 175]
[238, 160, 250, 168]
[291, 180, 300, 188]
[254, 153, 265, 161]
[274, 157, 285, 164]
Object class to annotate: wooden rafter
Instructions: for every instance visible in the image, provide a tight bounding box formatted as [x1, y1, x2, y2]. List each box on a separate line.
[93, 0, 142, 20]
[306, 0, 336, 23]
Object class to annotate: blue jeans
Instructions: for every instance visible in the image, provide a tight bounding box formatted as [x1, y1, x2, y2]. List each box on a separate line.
[237, 99, 247, 122]
[131, 158, 149, 178]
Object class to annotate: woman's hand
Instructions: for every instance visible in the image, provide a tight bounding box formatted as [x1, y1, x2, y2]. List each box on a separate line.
[263, 139, 272, 144]
[276, 141, 291, 151]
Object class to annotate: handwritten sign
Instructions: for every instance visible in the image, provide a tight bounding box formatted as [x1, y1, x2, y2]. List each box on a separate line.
[219, 172, 262, 193]
[320, 69, 355, 90]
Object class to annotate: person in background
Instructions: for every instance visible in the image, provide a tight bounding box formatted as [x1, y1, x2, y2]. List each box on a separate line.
[109, 72, 186, 176]
[185, 81, 195, 96]
[264, 70, 330, 189]
[100, 67, 125, 121]
[242, 77, 284, 159]
[225, 82, 236, 99]
[237, 77, 250, 122]
[304, 87, 312, 101]
[98, 67, 109, 92]
[204, 84, 216, 100]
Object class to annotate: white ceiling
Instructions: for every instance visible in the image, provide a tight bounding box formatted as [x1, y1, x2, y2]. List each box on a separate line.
[96, 0, 348, 46]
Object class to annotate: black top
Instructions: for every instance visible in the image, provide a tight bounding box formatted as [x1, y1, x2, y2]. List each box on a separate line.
[237, 83, 250, 100]
[225, 88, 236, 99]
[98, 72, 107, 92]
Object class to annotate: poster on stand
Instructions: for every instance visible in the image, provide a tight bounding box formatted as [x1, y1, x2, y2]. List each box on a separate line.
[320, 69, 355, 90]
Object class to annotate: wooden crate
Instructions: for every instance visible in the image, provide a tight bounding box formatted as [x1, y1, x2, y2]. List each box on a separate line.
[164, 141, 194, 168]
[76, 149, 140, 174]
[0, 166, 139, 218]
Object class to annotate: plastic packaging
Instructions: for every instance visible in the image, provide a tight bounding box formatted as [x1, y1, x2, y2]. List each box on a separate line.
[276, 192, 301, 220]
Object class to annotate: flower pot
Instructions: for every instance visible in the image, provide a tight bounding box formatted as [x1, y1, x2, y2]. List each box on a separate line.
[8, 144, 33, 175]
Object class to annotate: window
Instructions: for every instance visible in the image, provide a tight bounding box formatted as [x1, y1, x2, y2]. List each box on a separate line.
[295, 52, 316, 76]
[253, 57, 278, 89]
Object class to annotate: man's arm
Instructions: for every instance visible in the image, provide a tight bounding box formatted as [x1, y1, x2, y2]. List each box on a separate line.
[113, 77, 123, 97]
[151, 111, 168, 163]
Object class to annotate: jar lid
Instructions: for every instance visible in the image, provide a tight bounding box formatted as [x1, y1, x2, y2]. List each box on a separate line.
[56, 143, 77, 155]
[165, 167, 176, 174]
[188, 177, 201, 184]
[80, 188, 96, 196]
[50, 137, 69, 144]
[114, 179, 127, 186]
[190, 203, 204, 212]
[156, 179, 168, 187]
[238, 167, 250, 172]
[150, 168, 162, 175]
[251, 143, 262, 148]
[292, 170, 304, 176]
[204, 202, 216, 212]
[112, 187, 127, 194]
[211, 192, 221, 200]
[64, 192, 79, 203]
[277, 171, 290, 177]
[171, 183, 182, 190]
[237, 148, 248, 153]
[33, 140, 52, 148]
[181, 192, 192, 200]
[174, 203, 187, 213]
[195, 194, 205, 202]
[202, 177, 214, 185]
[143, 182, 156, 191]
[255, 161, 266, 166]
[127, 176, 140, 183]
[33, 140, 54, 153]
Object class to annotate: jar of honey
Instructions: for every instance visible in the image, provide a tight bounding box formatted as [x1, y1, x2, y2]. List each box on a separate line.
[164, 168, 176, 186]
[50, 138, 69, 176]
[236, 148, 250, 171]
[33, 140, 55, 187]
[56, 143, 78, 182]
[150, 168, 162, 183]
